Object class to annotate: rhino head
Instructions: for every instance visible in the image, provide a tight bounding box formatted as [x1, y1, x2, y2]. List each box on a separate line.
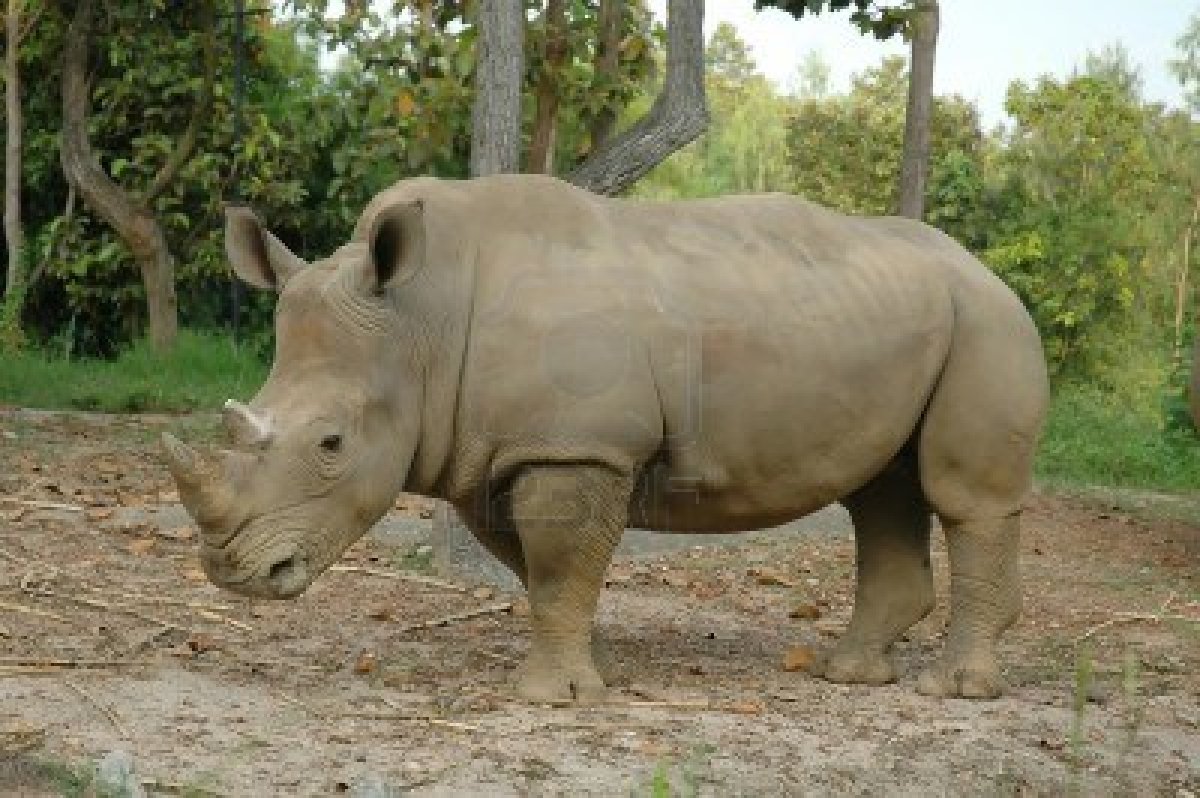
[163, 199, 434, 599]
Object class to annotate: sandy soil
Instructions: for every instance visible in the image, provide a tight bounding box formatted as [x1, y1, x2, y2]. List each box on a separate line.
[0, 410, 1197, 797]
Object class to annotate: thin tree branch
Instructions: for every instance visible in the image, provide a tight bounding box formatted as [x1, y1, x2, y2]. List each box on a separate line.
[141, 2, 217, 204]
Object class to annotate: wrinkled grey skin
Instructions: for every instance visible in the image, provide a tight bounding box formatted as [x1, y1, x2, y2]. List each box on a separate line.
[164, 174, 1049, 703]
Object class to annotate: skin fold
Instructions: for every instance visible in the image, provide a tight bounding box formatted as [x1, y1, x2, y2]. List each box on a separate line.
[163, 173, 1049, 702]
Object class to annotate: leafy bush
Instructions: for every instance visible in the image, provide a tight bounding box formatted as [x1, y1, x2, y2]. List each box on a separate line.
[1038, 382, 1200, 491]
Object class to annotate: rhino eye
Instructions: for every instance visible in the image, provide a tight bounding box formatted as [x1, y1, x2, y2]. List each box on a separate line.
[319, 434, 343, 453]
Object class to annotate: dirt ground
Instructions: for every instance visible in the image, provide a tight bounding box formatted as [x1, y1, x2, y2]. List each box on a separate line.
[1, 410, 1197, 797]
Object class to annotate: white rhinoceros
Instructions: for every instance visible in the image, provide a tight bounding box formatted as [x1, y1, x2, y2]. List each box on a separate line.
[163, 174, 1048, 702]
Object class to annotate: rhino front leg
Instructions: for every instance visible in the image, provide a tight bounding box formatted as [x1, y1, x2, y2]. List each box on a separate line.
[813, 464, 934, 685]
[916, 514, 1021, 699]
[509, 463, 629, 703]
[452, 497, 528, 587]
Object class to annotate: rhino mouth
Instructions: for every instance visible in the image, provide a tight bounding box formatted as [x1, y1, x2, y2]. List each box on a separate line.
[199, 521, 317, 599]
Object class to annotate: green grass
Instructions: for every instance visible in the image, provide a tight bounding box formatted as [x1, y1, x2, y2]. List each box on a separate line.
[0, 330, 268, 413]
[1037, 383, 1200, 492]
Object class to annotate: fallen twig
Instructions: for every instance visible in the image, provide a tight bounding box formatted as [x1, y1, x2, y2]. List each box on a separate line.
[195, 608, 253, 632]
[1075, 612, 1200, 644]
[141, 779, 226, 797]
[476, 649, 521, 667]
[0, 599, 72, 624]
[0, 665, 80, 676]
[0, 497, 84, 513]
[329, 564, 469, 593]
[1075, 593, 1197, 644]
[341, 711, 480, 732]
[62, 678, 130, 738]
[21, 577, 248, 642]
[273, 689, 325, 718]
[90, 588, 237, 614]
[0, 657, 152, 668]
[27, 589, 186, 633]
[394, 601, 514, 634]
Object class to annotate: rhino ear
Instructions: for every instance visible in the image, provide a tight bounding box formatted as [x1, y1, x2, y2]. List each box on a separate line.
[363, 199, 425, 295]
[224, 205, 307, 292]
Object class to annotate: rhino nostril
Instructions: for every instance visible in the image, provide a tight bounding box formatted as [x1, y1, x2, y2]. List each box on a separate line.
[265, 554, 309, 595]
[268, 556, 297, 584]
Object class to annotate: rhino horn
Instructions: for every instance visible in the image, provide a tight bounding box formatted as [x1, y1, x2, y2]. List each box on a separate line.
[161, 432, 232, 527]
[222, 399, 274, 448]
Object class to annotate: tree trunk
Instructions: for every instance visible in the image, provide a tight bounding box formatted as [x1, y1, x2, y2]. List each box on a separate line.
[4, 0, 24, 300]
[527, 0, 566, 174]
[567, 0, 709, 196]
[1186, 196, 1200, 431]
[588, 0, 623, 152]
[470, 0, 524, 177]
[1175, 196, 1200, 358]
[897, 0, 939, 219]
[60, 0, 215, 352]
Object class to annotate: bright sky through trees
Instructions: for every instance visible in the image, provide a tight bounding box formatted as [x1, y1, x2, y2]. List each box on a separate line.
[654, 1, 1193, 126]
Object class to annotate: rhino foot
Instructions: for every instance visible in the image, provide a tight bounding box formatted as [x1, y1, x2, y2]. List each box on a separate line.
[809, 642, 895, 686]
[915, 659, 1005, 699]
[511, 655, 607, 704]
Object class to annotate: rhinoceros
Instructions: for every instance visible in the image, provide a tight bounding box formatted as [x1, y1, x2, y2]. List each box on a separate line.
[162, 174, 1048, 702]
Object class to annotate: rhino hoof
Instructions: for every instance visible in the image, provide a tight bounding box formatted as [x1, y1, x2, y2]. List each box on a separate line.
[916, 661, 1005, 699]
[809, 643, 895, 686]
[512, 660, 607, 704]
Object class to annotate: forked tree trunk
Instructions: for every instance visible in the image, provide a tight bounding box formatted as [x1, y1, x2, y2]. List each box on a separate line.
[567, 0, 709, 196]
[59, 0, 215, 351]
[897, 0, 939, 219]
[527, 0, 566, 174]
[470, 0, 524, 176]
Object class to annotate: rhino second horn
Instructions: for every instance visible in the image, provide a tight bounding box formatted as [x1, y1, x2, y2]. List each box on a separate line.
[222, 399, 274, 447]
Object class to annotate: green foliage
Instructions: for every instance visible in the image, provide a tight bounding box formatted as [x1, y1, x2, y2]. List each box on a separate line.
[292, 0, 657, 190]
[11, 4, 319, 355]
[1037, 383, 1200, 491]
[754, 0, 914, 40]
[787, 55, 982, 217]
[0, 330, 267, 412]
[984, 73, 1156, 377]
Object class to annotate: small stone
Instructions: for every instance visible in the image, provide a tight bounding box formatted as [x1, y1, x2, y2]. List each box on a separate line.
[749, 567, 796, 588]
[789, 603, 822, 621]
[471, 586, 495, 600]
[349, 774, 402, 797]
[353, 651, 377, 675]
[96, 750, 146, 798]
[126, 537, 156, 556]
[782, 645, 816, 672]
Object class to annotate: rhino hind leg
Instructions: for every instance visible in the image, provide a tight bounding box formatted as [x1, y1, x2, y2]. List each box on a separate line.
[915, 514, 1020, 699]
[812, 456, 934, 686]
[912, 301, 1047, 699]
[508, 463, 629, 703]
